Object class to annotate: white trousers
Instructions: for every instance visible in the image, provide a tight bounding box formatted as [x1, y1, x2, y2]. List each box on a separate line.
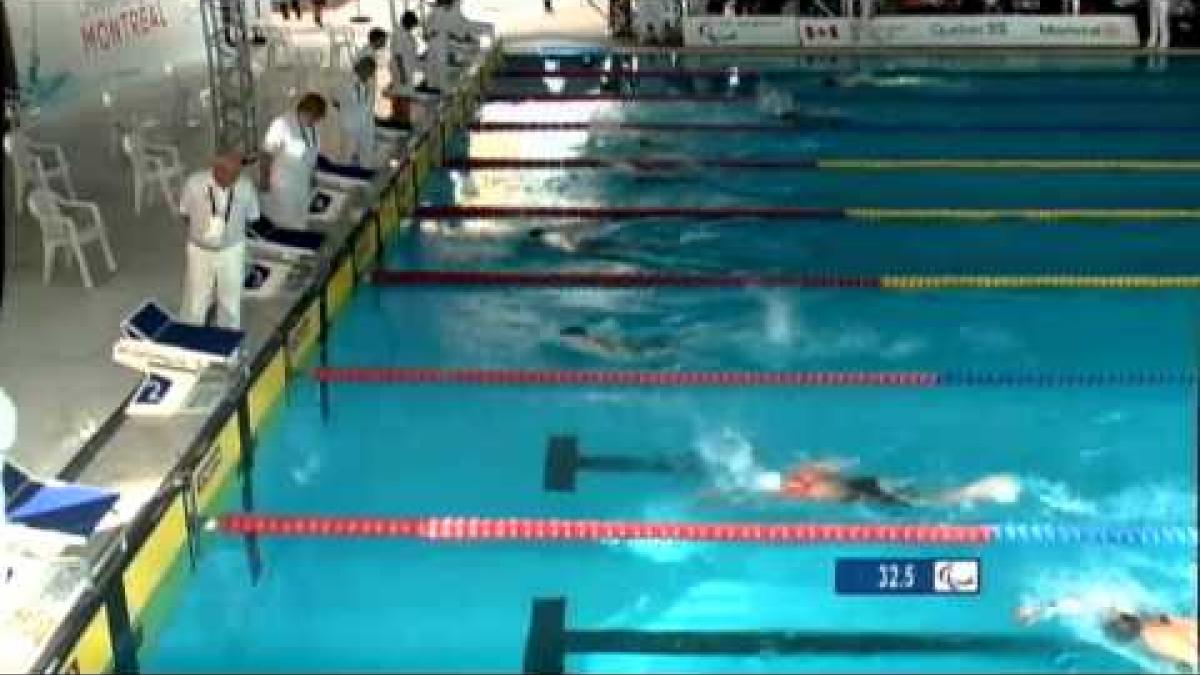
[266, 167, 314, 230]
[341, 120, 377, 168]
[426, 37, 450, 90]
[1148, 0, 1171, 49]
[181, 242, 246, 329]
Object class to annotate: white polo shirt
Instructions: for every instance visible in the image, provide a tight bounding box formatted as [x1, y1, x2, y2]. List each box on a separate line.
[178, 171, 261, 250]
[264, 113, 320, 180]
[390, 29, 423, 83]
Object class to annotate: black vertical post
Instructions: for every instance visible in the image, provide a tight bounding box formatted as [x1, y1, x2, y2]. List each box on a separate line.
[104, 578, 140, 674]
[179, 475, 199, 572]
[318, 288, 330, 422]
[374, 205, 385, 268]
[372, 209, 385, 311]
[1, 3, 15, 312]
[523, 598, 567, 675]
[237, 398, 262, 584]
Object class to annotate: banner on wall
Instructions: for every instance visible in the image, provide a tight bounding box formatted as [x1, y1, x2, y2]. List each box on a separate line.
[865, 15, 1139, 46]
[684, 14, 1139, 47]
[683, 16, 796, 46]
[7, 0, 206, 114]
[633, 0, 683, 39]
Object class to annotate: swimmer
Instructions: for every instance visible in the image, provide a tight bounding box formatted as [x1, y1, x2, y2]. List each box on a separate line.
[526, 227, 581, 253]
[558, 325, 672, 361]
[757, 83, 846, 126]
[1016, 599, 1197, 672]
[715, 459, 1021, 508]
[611, 153, 703, 180]
[524, 222, 631, 255]
[584, 133, 700, 180]
[820, 72, 957, 90]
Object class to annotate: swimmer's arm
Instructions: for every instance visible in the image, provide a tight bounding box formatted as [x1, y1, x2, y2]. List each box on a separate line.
[1015, 597, 1100, 625]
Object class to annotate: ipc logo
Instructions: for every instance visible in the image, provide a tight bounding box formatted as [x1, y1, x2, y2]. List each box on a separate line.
[933, 560, 980, 593]
[136, 373, 172, 405]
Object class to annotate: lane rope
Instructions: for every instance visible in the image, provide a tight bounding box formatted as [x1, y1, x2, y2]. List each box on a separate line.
[499, 67, 750, 77]
[470, 122, 1200, 134]
[483, 93, 1200, 104]
[372, 269, 1200, 290]
[414, 205, 1200, 222]
[444, 158, 1200, 172]
[311, 367, 1200, 387]
[211, 514, 1197, 546]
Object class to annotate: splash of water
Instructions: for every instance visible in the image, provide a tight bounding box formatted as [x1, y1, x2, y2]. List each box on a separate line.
[289, 452, 322, 486]
[760, 291, 792, 346]
[693, 427, 771, 495]
[1026, 478, 1101, 517]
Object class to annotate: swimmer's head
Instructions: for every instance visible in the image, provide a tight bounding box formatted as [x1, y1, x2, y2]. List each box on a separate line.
[1102, 612, 1143, 643]
[821, 76, 839, 88]
[560, 326, 588, 338]
[527, 227, 546, 240]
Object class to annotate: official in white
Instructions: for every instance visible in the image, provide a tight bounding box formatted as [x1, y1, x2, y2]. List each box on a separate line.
[336, 56, 378, 167]
[392, 10, 427, 94]
[442, 0, 495, 49]
[355, 27, 389, 65]
[426, 0, 489, 90]
[424, 1, 454, 92]
[262, 93, 327, 230]
[1147, 0, 1172, 49]
[179, 151, 260, 329]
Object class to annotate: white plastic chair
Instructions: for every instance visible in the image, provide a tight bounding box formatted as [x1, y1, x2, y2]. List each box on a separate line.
[121, 129, 184, 215]
[26, 189, 118, 289]
[292, 47, 328, 92]
[328, 26, 358, 71]
[4, 131, 78, 215]
[260, 25, 297, 70]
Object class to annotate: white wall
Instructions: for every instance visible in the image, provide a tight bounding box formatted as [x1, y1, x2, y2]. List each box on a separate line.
[7, 0, 209, 118]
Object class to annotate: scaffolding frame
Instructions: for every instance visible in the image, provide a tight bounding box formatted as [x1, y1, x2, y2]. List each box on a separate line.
[201, 0, 259, 157]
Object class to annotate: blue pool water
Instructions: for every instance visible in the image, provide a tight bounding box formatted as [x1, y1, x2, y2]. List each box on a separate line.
[143, 53, 1198, 673]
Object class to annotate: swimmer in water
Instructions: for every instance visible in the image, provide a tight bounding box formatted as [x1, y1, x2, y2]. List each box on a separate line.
[717, 459, 1021, 508]
[757, 83, 846, 126]
[1016, 599, 1197, 672]
[820, 72, 956, 90]
[525, 222, 632, 255]
[526, 227, 582, 253]
[586, 134, 702, 180]
[558, 325, 672, 361]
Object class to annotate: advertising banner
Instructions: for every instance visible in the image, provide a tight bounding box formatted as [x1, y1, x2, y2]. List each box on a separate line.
[683, 15, 797, 46]
[865, 15, 1139, 46]
[7, 0, 207, 114]
[684, 14, 1139, 47]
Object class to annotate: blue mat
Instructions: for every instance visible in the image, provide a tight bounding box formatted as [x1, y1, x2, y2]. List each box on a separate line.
[4, 462, 119, 538]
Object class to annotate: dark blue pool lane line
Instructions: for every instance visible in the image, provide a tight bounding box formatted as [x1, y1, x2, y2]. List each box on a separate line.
[471, 121, 1200, 134]
[484, 92, 1200, 104]
[543, 435, 700, 493]
[522, 598, 1088, 674]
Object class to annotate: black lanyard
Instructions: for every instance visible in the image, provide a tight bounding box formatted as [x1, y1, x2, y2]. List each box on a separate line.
[207, 183, 235, 222]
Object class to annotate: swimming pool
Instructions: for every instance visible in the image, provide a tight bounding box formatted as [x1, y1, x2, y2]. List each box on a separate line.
[142, 51, 1198, 674]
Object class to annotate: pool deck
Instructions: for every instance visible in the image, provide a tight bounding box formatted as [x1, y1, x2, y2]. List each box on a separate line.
[0, 0, 607, 670]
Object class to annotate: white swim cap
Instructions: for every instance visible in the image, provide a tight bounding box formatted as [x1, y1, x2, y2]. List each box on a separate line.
[0, 387, 14, 452]
[751, 471, 783, 493]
